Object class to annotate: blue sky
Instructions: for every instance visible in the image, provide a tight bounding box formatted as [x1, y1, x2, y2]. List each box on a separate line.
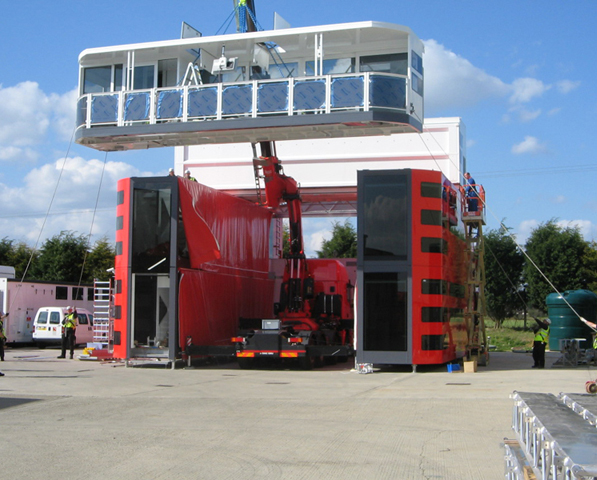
[1, 0, 596, 257]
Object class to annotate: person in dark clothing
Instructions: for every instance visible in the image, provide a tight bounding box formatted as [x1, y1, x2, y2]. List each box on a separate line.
[57, 307, 78, 359]
[532, 317, 551, 368]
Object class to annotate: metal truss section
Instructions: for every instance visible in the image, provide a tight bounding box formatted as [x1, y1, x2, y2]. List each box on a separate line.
[506, 391, 597, 479]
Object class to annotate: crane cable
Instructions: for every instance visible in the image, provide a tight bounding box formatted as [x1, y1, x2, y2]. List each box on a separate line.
[5, 126, 107, 319]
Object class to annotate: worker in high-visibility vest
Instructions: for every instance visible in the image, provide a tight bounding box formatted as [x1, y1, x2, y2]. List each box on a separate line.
[580, 317, 597, 363]
[532, 317, 551, 369]
[57, 307, 78, 359]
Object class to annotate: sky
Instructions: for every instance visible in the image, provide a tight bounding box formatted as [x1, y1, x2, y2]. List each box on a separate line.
[1, 0, 596, 258]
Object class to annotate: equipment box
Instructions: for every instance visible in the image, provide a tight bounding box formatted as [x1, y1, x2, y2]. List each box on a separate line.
[463, 359, 477, 373]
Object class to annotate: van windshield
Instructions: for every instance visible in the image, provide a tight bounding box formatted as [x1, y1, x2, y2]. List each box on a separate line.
[37, 312, 48, 324]
[49, 312, 61, 324]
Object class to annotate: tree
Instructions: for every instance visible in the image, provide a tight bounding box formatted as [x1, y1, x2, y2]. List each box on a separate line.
[0, 237, 37, 280]
[30, 231, 90, 283]
[581, 241, 597, 294]
[84, 237, 116, 281]
[484, 227, 524, 326]
[523, 220, 589, 312]
[317, 220, 357, 258]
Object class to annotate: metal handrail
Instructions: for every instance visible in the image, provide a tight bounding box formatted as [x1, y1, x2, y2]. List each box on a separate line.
[78, 72, 409, 130]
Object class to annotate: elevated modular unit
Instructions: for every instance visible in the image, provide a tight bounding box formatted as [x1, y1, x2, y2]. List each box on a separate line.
[113, 176, 273, 360]
[75, 21, 424, 151]
[356, 169, 469, 366]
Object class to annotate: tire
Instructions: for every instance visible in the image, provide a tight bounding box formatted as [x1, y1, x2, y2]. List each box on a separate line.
[237, 357, 254, 369]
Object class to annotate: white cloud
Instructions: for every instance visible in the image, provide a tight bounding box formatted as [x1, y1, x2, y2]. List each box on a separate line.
[423, 39, 510, 112]
[0, 81, 51, 147]
[515, 107, 542, 122]
[0, 82, 76, 161]
[509, 78, 550, 104]
[556, 80, 580, 94]
[515, 219, 597, 245]
[511, 136, 547, 155]
[514, 219, 539, 245]
[0, 156, 156, 246]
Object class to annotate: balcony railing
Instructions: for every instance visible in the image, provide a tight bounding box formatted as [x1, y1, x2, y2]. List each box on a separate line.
[76, 72, 409, 129]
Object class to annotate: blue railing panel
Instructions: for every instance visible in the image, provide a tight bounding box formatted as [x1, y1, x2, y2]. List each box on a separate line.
[91, 94, 118, 124]
[222, 85, 253, 115]
[369, 75, 406, 110]
[293, 80, 326, 111]
[78, 73, 411, 130]
[257, 82, 289, 113]
[124, 92, 150, 122]
[188, 87, 218, 117]
[157, 90, 183, 119]
[331, 77, 364, 109]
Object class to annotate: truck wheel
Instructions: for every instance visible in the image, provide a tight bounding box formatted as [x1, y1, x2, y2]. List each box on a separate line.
[298, 354, 315, 370]
[238, 358, 254, 369]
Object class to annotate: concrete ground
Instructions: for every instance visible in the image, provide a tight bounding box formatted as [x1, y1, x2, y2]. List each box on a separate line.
[0, 347, 595, 480]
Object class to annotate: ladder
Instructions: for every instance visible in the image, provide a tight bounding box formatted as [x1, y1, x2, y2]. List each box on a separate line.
[93, 279, 113, 349]
[462, 186, 488, 366]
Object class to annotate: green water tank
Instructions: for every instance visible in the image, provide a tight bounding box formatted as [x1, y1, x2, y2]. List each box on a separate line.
[546, 289, 596, 351]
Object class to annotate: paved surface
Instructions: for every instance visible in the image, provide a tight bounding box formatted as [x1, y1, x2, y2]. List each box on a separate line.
[0, 347, 595, 480]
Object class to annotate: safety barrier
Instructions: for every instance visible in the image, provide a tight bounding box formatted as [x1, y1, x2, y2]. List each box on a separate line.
[76, 72, 408, 129]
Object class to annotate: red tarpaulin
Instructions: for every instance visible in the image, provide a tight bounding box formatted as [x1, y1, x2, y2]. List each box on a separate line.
[177, 179, 274, 348]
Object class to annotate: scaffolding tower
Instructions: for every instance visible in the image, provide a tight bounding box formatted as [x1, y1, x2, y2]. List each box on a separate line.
[93, 278, 113, 350]
[462, 186, 489, 366]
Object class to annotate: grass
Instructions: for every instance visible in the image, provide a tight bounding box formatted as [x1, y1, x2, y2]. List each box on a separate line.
[485, 318, 535, 352]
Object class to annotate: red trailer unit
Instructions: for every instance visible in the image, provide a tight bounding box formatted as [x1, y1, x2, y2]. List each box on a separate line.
[113, 176, 273, 361]
[356, 169, 470, 367]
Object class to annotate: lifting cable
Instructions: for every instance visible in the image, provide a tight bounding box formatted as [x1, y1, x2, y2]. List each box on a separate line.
[5, 127, 107, 317]
[413, 114, 595, 329]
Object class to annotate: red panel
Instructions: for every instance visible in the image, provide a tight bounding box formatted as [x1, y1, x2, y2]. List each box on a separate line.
[410, 170, 469, 365]
[113, 178, 131, 359]
[178, 178, 271, 273]
[178, 269, 274, 347]
[177, 179, 274, 350]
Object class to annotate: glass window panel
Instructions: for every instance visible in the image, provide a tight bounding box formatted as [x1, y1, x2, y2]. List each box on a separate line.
[412, 72, 424, 96]
[37, 311, 48, 324]
[422, 279, 446, 295]
[131, 184, 172, 273]
[56, 286, 68, 300]
[422, 334, 445, 350]
[134, 65, 155, 90]
[411, 51, 423, 75]
[422, 307, 444, 323]
[421, 237, 447, 254]
[421, 209, 442, 226]
[360, 53, 407, 75]
[269, 62, 298, 79]
[363, 272, 408, 351]
[362, 173, 408, 259]
[49, 312, 61, 324]
[306, 58, 355, 75]
[158, 59, 178, 88]
[421, 182, 442, 199]
[83, 66, 112, 94]
[114, 64, 123, 91]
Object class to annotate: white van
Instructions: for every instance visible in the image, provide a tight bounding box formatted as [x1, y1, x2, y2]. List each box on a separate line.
[32, 307, 94, 347]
